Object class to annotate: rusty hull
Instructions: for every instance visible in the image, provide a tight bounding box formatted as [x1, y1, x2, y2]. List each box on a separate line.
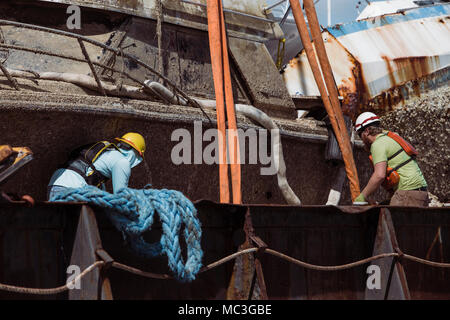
[0, 96, 383, 205]
[282, 4, 450, 119]
[0, 201, 448, 300]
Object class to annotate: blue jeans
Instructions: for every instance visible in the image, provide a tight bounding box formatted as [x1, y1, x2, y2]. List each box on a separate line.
[47, 185, 69, 201]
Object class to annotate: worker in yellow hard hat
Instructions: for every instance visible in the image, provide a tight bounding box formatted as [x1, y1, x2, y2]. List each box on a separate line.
[47, 132, 146, 200]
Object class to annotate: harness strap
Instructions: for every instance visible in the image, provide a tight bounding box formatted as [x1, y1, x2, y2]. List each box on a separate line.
[383, 132, 417, 177]
[387, 157, 415, 176]
[387, 148, 403, 161]
[65, 141, 120, 187]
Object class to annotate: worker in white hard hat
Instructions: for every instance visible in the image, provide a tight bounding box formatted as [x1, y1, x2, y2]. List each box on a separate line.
[47, 132, 146, 200]
[354, 112, 428, 206]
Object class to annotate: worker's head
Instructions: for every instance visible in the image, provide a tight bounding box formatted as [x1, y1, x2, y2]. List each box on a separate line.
[115, 132, 146, 158]
[355, 112, 382, 144]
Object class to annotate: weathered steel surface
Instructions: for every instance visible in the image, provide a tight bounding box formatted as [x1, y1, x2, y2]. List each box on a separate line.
[388, 206, 450, 299]
[0, 202, 448, 300]
[33, 0, 283, 42]
[0, 98, 379, 205]
[0, 202, 81, 299]
[0, 2, 268, 105]
[282, 4, 450, 117]
[229, 37, 296, 118]
[118, 16, 249, 103]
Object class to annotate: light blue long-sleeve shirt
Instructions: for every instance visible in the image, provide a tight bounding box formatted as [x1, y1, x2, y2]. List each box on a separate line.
[48, 147, 142, 193]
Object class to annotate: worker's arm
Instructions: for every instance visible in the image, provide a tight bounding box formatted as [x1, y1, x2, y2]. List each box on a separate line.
[111, 158, 131, 193]
[360, 161, 386, 200]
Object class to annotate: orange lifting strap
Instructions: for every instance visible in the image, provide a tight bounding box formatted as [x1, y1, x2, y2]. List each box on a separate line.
[206, 0, 242, 204]
[290, 0, 361, 201]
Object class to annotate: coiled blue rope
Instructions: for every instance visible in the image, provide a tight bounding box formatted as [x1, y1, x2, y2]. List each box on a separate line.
[51, 186, 203, 282]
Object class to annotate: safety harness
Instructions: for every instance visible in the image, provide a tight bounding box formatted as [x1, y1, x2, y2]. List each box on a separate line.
[369, 131, 418, 191]
[62, 141, 121, 187]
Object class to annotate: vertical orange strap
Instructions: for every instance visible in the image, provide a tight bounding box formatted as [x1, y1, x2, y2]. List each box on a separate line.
[218, 0, 241, 204]
[302, 0, 360, 201]
[207, 0, 229, 203]
[289, 0, 360, 201]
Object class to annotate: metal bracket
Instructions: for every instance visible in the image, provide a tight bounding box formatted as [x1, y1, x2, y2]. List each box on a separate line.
[250, 235, 268, 255]
[96, 249, 114, 270]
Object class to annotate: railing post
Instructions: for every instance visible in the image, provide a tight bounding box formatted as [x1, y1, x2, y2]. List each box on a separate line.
[0, 60, 19, 90]
[77, 39, 107, 96]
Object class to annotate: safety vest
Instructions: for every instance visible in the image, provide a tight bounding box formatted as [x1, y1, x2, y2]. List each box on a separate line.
[369, 132, 418, 191]
[63, 141, 120, 187]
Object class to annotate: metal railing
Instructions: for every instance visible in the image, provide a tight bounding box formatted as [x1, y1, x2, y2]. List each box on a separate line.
[0, 19, 205, 112]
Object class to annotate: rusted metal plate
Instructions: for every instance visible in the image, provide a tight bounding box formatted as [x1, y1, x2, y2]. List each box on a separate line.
[246, 205, 380, 299]
[226, 241, 257, 300]
[0, 202, 81, 299]
[227, 208, 268, 300]
[118, 17, 247, 102]
[0, 104, 376, 205]
[229, 37, 297, 119]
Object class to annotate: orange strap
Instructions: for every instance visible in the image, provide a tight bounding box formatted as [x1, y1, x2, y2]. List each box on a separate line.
[207, 0, 241, 204]
[290, 0, 360, 200]
[386, 132, 418, 156]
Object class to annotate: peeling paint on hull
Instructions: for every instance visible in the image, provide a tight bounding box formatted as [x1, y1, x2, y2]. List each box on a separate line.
[282, 4, 450, 118]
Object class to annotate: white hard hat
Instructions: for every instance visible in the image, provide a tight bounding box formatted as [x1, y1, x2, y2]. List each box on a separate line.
[355, 112, 380, 133]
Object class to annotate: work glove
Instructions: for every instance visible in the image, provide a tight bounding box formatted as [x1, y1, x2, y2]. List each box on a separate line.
[354, 193, 366, 203]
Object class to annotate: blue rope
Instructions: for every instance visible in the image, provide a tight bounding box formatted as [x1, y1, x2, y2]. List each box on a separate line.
[51, 186, 203, 282]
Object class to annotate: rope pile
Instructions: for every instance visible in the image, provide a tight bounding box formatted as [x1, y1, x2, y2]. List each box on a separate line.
[51, 186, 203, 282]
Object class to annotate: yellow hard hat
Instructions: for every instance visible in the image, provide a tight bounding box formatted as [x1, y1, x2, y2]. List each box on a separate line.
[115, 132, 146, 157]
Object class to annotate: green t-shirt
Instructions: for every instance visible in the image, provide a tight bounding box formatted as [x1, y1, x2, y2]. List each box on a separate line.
[370, 132, 427, 191]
